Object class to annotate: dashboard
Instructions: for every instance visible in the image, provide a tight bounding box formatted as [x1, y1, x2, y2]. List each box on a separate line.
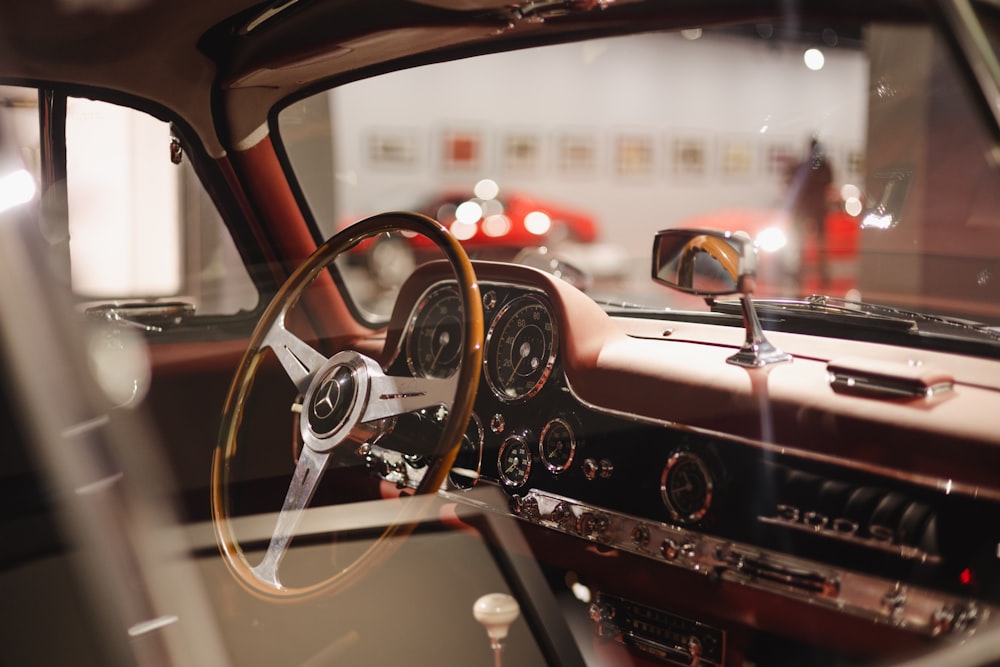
[371, 261, 1000, 665]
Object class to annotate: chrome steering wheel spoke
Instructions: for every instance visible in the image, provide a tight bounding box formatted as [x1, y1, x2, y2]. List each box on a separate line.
[262, 318, 328, 393]
[364, 372, 456, 422]
[250, 446, 331, 589]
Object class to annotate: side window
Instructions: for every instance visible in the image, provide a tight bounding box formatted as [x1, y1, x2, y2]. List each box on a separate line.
[1, 88, 258, 318]
[66, 99, 184, 297]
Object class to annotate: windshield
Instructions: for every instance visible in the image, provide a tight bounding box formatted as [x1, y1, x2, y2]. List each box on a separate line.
[278, 11, 1000, 332]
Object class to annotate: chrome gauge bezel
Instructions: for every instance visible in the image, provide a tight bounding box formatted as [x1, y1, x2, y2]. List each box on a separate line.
[539, 417, 577, 474]
[404, 282, 464, 379]
[484, 293, 558, 403]
[448, 412, 484, 489]
[660, 451, 713, 524]
[498, 433, 533, 488]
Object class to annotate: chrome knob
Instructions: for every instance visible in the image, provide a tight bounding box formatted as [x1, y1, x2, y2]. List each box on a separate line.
[577, 512, 608, 537]
[511, 494, 540, 520]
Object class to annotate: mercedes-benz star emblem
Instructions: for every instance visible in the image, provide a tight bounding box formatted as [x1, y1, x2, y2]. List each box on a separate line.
[312, 376, 340, 421]
[308, 366, 356, 436]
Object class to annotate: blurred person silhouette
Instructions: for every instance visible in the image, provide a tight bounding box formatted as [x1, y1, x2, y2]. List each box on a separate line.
[787, 137, 833, 290]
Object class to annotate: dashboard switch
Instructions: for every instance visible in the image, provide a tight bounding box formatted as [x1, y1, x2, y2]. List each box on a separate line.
[511, 494, 539, 520]
[578, 512, 609, 537]
[581, 458, 613, 480]
[490, 413, 505, 434]
[631, 524, 651, 548]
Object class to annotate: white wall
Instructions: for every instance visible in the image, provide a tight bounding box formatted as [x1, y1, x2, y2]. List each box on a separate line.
[330, 31, 868, 260]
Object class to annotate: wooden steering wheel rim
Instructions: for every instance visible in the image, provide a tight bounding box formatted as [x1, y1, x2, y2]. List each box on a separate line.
[678, 233, 742, 287]
[211, 211, 483, 600]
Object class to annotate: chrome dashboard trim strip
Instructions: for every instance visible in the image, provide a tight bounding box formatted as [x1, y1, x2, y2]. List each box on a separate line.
[511, 489, 989, 639]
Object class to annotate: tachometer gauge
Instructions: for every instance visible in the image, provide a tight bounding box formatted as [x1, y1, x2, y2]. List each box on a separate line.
[660, 451, 713, 523]
[498, 434, 532, 488]
[406, 284, 464, 378]
[448, 413, 483, 489]
[485, 295, 557, 402]
[539, 417, 576, 474]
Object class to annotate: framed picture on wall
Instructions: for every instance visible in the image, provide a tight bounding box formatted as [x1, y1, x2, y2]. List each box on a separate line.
[440, 127, 482, 171]
[556, 131, 598, 177]
[614, 132, 654, 178]
[365, 128, 418, 169]
[763, 139, 797, 180]
[719, 136, 756, 179]
[669, 134, 708, 179]
[500, 131, 542, 173]
[846, 149, 865, 178]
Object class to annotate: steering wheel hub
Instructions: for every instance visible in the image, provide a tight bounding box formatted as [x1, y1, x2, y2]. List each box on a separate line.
[299, 351, 384, 453]
[308, 365, 356, 436]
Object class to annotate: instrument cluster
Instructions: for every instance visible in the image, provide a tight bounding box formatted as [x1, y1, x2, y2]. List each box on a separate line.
[404, 282, 557, 399]
[398, 280, 576, 490]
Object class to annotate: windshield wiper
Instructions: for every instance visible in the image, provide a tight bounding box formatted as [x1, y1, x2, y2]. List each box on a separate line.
[711, 294, 1000, 344]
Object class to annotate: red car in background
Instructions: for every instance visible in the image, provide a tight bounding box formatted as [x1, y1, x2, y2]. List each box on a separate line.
[358, 182, 600, 286]
[680, 190, 861, 299]
[418, 185, 598, 251]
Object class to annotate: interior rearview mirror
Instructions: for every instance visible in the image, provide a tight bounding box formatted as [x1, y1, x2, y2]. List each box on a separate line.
[651, 228, 755, 296]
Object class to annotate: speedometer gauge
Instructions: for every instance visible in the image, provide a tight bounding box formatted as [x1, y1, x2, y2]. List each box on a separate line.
[485, 295, 557, 402]
[406, 284, 464, 378]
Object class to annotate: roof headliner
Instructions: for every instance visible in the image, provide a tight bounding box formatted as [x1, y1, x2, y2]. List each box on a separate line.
[0, 0, 617, 154]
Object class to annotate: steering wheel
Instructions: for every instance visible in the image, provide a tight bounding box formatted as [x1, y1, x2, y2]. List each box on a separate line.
[211, 212, 483, 599]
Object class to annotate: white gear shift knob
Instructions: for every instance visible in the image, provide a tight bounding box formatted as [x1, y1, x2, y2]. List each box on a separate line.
[473, 593, 520, 644]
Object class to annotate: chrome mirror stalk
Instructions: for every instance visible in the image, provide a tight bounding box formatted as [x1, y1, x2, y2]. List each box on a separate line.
[727, 294, 793, 368]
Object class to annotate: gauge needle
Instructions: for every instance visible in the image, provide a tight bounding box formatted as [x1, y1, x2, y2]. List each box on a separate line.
[430, 329, 450, 368]
[674, 473, 693, 493]
[505, 456, 520, 474]
[507, 341, 532, 385]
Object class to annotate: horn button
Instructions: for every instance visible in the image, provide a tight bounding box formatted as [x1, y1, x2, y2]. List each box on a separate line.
[301, 352, 379, 453]
[308, 365, 356, 436]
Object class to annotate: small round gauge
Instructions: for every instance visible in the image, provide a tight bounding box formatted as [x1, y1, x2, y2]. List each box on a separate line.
[449, 413, 484, 489]
[660, 451, 713, 523]
[539, 417, 576, 474]
[406, 284, 464, 379]
[497, 434, 532, 488]
[485, 295, 557, 402]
